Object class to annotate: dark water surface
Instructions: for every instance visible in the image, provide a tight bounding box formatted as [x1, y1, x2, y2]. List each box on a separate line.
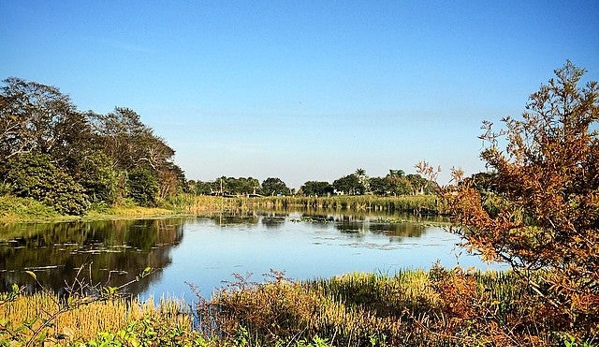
[0, 211, 502, 300]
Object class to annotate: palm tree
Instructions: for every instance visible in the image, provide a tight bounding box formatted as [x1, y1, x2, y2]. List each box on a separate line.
[355, 168, 369, 193]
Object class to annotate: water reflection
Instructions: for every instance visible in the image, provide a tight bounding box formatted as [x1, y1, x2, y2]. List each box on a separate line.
[0, 218, 185, 295]
[0, 211, 488, 299]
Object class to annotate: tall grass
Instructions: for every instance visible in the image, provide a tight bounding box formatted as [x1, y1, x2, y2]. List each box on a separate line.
[199, 268, 579, 346]
[2, 268, 589, 346]
[0, 293, 194, 345]
[0, 195, 59, 223]
[172, 194, 445, 215]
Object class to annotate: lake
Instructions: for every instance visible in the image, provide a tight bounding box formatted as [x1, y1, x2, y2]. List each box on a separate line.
[0, 210, 502, 300]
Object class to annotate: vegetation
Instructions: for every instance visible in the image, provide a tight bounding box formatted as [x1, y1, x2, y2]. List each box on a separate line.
[0, 287, 200, 346]
[166, 194, 442, 215]
[420, 61, 599, 343]
[0, 78, 185, 215]
[2, 268, 592, 346]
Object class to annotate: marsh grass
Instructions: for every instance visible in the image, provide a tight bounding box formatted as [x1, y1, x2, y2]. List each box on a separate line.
[1, 194, 443, 224]
[175, 194, 444, 215]
[201, 268, 580, 346]
[0, 195, 60, 223]
[0, 293, 193, 345]
[1, 268, 590, 346]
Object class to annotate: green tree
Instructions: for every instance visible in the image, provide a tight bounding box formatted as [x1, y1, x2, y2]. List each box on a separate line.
[0, 77, 92, 172]
[384, 170, 412, 195]
[261, 177, 291, 196]
[405, 174, 429, 195]
[368, 176, 387, 195]
[355, 168, 369, 192]
[299, 181, 334, 197]
[74, 150, 119, 204]
[3, 153, 89, 215]
[127, 167, 159, 207]
[89, 107, 185, 202]
[333, 174, 364, 195]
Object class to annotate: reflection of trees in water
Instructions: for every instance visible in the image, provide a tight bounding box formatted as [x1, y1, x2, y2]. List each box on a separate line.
[336, 220, 426, 240]
[259, 212, 287, 229]
[209, 211, 259, 226]
[368, 223, 426, 238]
[0, 218, 186, 295]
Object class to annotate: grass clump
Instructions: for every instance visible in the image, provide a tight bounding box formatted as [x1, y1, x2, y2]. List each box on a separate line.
[0, 195, 60, 223]
[0, 291, 202, 346]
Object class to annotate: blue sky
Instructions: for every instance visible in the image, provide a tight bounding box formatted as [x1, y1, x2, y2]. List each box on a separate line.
[2, 1, 598, 188]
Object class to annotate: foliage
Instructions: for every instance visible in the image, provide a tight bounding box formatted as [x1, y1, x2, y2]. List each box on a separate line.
[421, 61, 599, 342]
[175, 195, 442, 215]
[0, 77, 89, 164]
[192, 267, 586, 346]
[0, 77, 186, 216]
[74, 150, 120, 204]
[2, 267, 595, 346]
[299, 181, 334, 197]
[127, 167, 160, 207]
[0, 195, 59, 222]
[1, 293, 198, 346]
[3, 153, 89, 215]
[260, 177, 291, 196]
[332, 174, 364, 195]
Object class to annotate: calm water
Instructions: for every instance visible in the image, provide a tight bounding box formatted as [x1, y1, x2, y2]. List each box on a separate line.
[0, 211, 501, 299]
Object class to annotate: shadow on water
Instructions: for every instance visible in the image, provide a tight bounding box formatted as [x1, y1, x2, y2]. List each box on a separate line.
[0, 218, 187, 295]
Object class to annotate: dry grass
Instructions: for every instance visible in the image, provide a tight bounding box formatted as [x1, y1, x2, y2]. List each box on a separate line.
[0, 293, 191, 345]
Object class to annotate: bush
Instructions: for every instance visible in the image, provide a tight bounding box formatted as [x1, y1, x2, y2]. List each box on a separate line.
[2, 153, 89, 215]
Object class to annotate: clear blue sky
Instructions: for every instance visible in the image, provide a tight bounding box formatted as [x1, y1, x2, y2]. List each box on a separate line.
[2, 1, 598, 188]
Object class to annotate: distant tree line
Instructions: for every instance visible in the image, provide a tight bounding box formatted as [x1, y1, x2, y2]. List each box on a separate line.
[0, 77, 185, 214]
[186, 168, 434, 197]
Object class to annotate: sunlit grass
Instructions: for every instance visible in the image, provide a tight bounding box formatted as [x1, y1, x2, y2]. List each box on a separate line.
[173, 194, 445, 215]
[0, 293, 192, 344]
[1, 268, 584, 346]
[1, 193, 445, 224]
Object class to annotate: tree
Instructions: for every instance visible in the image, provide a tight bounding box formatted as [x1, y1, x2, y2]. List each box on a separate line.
[405, 174, 430, 195]
[3, 153, 89, 215]
[261, 177, 291, 196]
[89, 107, 185, 202]
[127, 167, 159, 207]
[73, 150, 120, 204]
[299, 181, 333, 197]
[368, 176, 387, 195]
[423, 61, 599, 338]
[355, 168, 369, 192]
[0, 77, 91, 169]
[384, 170, 412, 195]
[333, 174, 363, 195]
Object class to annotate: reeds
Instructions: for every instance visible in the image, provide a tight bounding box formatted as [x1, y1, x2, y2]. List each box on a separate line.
[174, 194, 445, 215]
[200, 268, 575, 346]
[2, 269, 585, 346]
[0, 293, 193, 345]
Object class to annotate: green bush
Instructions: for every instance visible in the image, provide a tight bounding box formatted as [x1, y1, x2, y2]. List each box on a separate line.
[127, 167, 159, 207]
[3, 153, 89, 215]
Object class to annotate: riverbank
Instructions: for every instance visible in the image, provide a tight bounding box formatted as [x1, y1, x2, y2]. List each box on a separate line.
[0, 194, 443, 224]
[1, 268, 587, 346]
